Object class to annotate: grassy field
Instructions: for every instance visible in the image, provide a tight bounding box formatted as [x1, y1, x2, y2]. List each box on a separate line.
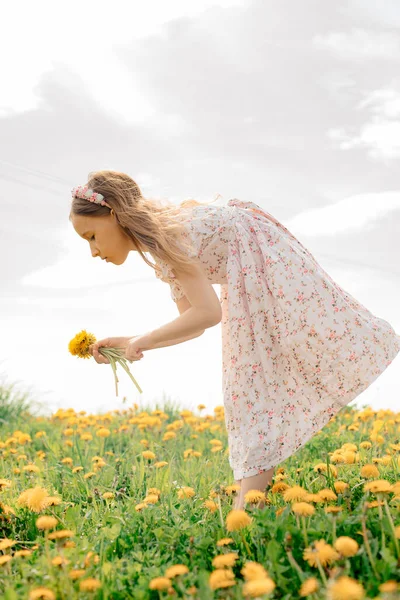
[0, 387, 399, 599]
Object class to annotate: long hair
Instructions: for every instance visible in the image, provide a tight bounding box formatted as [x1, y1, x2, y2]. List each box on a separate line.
[69, 170, 221, 274]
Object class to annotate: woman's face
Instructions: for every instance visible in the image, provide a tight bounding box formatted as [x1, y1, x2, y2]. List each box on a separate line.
[70, 212, 141, 265]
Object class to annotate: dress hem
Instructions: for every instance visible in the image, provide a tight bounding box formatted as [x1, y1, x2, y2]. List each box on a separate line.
[231, 342, 400, 481]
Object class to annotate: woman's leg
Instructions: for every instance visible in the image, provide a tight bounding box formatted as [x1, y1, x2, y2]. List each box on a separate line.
[233, 479, 242, 509]
[234, 468, 274, 510]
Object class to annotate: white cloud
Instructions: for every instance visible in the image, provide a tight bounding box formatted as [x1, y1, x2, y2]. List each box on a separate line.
[328, 118, 400, 160]
[286, 191, 400, 236]
[327, 85, 400, 160]
[0, 0, 247, 124]
[313, 29, 400, 60]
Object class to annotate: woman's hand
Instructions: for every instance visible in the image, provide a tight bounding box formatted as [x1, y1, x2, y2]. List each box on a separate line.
[125, 334, 153, 362]
[89, 336, 144, 364]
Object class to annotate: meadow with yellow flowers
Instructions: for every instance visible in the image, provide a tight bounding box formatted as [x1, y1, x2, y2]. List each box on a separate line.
[0, 393, 399, 599]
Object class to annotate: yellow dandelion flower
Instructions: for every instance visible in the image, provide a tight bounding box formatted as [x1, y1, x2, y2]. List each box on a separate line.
[333, 481, 349, 494]
[283, 486, 308, 502]
[299, 577, 319, 596]
[204, 500, 218, 512]
[177, 486, 195, 499]
[83, 551, 99, 567]
[28, 587, 56, 600]
[165, 564, 189, 578]
[342, 443, 358, 452]
[208, 568, 236, 590]
[69, 569, 86, 580]
[149, 577, 172, 590]
[271, 481, 290, 493]
[304, 493, 323, 503]
[292, 502, 315, 517]
[241, 561, 269, 580]
[334, 536, 359, 557]
[154, 461, 168, 468]
[68, 329, 96, 359]
[326, 575, 364, 600]
[244, 490, 267, 504]
[226, 509, 253, 531]
[224, 484, 241, 496]
[144, 494, 159, 504]
[0, 538, 16, 550]
[36, 516, 58, 530]
[317, 488, 338, 501]
[0, 479, 12, 489]
[391, 482, 400, 495]
[102, 492, 114, 500]
[0, 503, 16, 516]
[14, 549, 32, 558]
[313, 463, 338, 478]
[51, 556, 70, 567]
[212, 552, 239, 568]
[17, 487, 51, 513]
[394, 525, 400, 539]
[217, 538, 234, 547]
[96, 428, 110, 438]
[135, 502, 147, 512]
[342, 450, 359, 464]
[364, 479, 392, 494]
[325, 506, 343, 514]
[359, 441, 372, 449]
[379, 581, 398, 593]
[0, 555, 12, 565]
[43, 496, 62, 507]
[47, 529, 74, 540]
[22, 464, 40, 473]
[361, 464, 380, 479]
[142, 450, 156, 460]
[79, 578, 102, 592]
[303, 539, 340, 567]
[243, 578, 275, 597]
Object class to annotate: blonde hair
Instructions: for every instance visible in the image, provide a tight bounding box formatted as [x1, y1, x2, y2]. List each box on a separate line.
[69, 170, 221, 274]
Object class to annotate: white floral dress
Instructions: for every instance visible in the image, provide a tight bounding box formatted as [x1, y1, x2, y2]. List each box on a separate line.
[153, 199, 400, 480]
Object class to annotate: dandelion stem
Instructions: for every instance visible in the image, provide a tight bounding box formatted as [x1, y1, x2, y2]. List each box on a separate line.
[216, 494, 224, 529]
[377, 498, 386, 549]
[301, 516, 309, 546]
[361, 504, 379, 579]
[240, 530, 252, 556]
[383, 497, 400, 559]
[117, 358, 143, 393]
[285, 549, 304, 580]
[315, 557, 327, 585]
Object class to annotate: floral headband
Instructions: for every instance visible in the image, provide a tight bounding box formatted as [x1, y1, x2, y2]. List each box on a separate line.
[71, 185, 112, 209]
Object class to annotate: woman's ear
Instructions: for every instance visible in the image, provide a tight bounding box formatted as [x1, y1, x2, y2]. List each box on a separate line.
[110, 209, 115, 216]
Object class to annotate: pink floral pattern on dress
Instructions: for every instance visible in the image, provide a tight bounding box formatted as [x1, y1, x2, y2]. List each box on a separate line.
[153, 199, 400, 480]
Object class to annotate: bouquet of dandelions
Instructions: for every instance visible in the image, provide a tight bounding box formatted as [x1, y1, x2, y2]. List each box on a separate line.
[68, 329, 143, 397]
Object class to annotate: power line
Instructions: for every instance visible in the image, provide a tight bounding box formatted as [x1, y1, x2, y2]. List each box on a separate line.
[0, 159, 71, 186]
[1, 161, 399, 278]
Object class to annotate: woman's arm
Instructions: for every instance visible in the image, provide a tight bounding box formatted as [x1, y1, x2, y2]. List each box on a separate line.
[150, 329, 205, 350]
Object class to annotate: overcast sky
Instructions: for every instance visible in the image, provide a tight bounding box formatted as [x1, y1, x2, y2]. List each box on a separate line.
[1, 0, 399, 416]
